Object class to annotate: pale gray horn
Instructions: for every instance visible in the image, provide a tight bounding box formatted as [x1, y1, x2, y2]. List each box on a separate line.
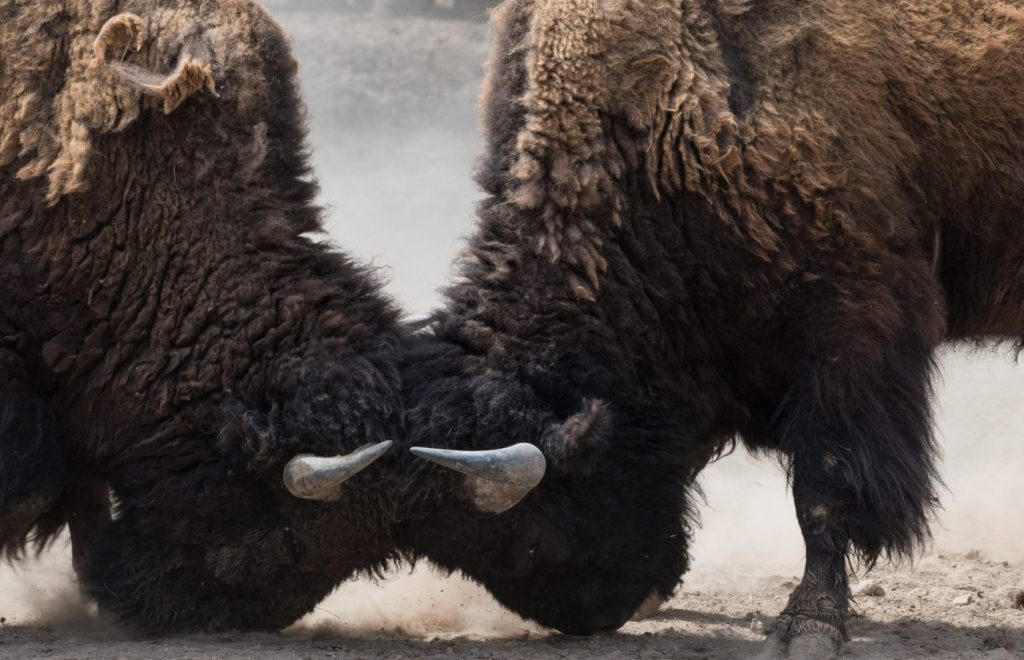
[410, 443, 546, 513]
[283, 441, 393, 501]
[401, 313, 435, 333]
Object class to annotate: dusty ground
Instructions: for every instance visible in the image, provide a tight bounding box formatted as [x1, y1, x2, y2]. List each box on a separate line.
[2, 5, 1023, 659]
[2, 550, 1022, 659]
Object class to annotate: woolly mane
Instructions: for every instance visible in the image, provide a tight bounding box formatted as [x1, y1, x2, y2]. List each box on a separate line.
[481, 0, 981, 301]
[0, 0, 283, 204]
[482, 0, 797, 301]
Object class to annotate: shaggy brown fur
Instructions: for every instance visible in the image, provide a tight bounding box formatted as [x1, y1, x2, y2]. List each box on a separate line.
[1, 0, 402, 632]
[398, 1, 1024, 657]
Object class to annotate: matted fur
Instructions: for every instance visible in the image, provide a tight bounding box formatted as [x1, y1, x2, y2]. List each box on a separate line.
[398, 0, 1024, 648]
[0, 0, 403, 632]
[0, 0, 287, 203]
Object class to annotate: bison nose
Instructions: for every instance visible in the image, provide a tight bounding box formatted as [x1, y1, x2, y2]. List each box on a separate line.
[547, 591, 635, 636]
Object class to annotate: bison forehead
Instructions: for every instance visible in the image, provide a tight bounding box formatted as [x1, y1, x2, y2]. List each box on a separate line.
[0, 0, 284, 205]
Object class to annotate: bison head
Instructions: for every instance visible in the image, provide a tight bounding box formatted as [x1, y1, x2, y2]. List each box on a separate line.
[396, 332, 694, 635]
[390, 0, 722, 635]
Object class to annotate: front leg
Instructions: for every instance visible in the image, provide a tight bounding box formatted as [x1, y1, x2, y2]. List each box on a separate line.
[0, 346, 112, 579]
[763, 453, 851, 659]
[759, 270, 944, 659]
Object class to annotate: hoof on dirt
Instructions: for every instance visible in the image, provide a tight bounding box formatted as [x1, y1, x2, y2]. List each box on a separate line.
[759, 617, 843, 660]
[786, 630, 841, 660]
[755, 632, 790, 659]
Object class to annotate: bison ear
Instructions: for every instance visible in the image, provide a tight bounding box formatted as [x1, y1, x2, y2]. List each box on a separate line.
[543, 399, 611, 473]
[93, 13, 218, 114]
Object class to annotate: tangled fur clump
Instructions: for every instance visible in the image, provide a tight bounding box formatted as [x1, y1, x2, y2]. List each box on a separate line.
[0, 1, 270, 203]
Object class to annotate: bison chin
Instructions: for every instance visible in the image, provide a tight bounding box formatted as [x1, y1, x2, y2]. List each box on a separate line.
[484, 574, 663, 635]
[460, 523, 685, 637]
[402, 385, 693, 635]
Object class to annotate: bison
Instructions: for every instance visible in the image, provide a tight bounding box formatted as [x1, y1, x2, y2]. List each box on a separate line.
[0, 0, 405, 632]
[396, 1, 1024, 658]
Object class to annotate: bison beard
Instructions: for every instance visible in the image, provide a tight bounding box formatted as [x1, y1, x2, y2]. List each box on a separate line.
[0, 1, 403, 632]
[396, 1, 1024, 658]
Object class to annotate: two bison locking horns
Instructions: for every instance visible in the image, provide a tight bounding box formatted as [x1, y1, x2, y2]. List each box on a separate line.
[3, 1, 1024, 659]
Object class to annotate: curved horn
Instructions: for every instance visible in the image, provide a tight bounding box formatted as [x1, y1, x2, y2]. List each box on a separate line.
[410, 443, 546, 513]
[400, 313, 435, 333]
[283, 441, 393, 501]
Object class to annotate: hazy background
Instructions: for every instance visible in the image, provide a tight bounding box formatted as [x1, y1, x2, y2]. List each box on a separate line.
[1, 1, 1022, 636]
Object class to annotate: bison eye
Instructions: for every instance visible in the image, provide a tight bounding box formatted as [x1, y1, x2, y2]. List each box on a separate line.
[527, 538, 541, 561]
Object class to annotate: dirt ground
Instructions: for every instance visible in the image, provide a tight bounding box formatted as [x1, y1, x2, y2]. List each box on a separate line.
[2, 5, 1023, 659]
[2, 549, 1022, 659]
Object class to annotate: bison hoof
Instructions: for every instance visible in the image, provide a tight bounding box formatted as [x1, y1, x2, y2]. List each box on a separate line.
[758, 617, 843, 660]
[786, 629, 841, 660]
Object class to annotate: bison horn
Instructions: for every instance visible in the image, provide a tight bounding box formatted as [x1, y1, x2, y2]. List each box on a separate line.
[400, 313, 435, 333]
[283, 441, 393, 501]
[409, 443, 546, 513]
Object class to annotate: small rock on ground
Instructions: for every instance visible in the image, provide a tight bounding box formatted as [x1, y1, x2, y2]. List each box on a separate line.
[853, 580, 886, 598]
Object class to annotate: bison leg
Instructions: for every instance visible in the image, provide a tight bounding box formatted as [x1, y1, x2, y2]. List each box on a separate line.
[761, 453, 850, 660]
[760, 272, 943, 659]
[0, 349, 66, 558]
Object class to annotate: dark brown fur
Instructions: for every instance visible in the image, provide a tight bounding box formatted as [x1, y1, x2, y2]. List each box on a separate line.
[1, 0, 402, 632]
[397, 1, 1024, 655]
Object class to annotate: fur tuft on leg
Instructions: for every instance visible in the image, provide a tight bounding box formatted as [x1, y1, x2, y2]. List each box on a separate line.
[776, 311, 942, 566]
[0, 362, 66, 559]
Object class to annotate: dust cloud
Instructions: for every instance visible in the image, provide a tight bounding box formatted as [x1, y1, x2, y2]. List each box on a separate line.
[0, 546, 100, 630]
[693, 346, 1024, 574]
[2, 1, 1022, 642]
[292, 567, 543, 640]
